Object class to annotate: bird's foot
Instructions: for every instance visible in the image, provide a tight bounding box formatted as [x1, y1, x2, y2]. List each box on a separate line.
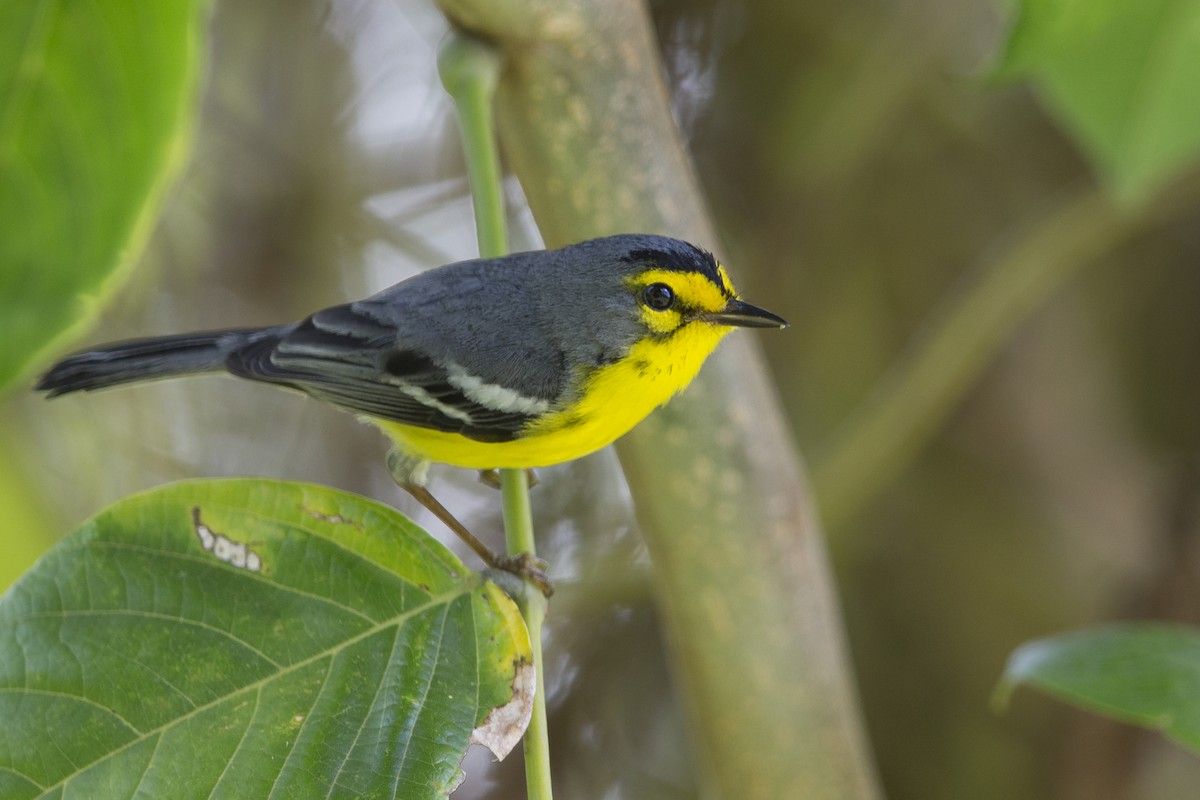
[489, 551, 554, 598]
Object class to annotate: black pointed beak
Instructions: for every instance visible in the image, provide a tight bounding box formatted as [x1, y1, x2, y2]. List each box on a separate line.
[701, 298, 789, 329]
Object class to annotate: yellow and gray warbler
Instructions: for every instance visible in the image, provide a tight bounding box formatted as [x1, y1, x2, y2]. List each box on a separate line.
[37, 234, 788, 593]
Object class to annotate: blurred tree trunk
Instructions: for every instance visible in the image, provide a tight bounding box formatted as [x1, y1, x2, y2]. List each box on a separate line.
[435, 2, 881, 798]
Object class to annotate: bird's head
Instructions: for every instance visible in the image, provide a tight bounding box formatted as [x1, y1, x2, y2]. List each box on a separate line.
[544, 234, 787, 381]
[609, 235, 788, 339]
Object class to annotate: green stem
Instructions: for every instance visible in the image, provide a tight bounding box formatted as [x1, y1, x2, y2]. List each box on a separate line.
[500, 470, 552, 795]
[438, 31, 553, 800]
[438, 33, 507, 259]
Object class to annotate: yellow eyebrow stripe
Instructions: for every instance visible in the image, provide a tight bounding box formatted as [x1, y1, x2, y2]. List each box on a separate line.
[716, 263, 737, 298]
[629, 268, 734, 314]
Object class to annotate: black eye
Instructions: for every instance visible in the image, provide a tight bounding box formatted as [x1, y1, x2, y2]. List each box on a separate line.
[643, 283, 675, 311]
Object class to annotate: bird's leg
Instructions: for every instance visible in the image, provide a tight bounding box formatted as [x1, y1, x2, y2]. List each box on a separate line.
[388, 449, 552, 597]
[477, 468, 539, 490]
[401, 484, 553, 597]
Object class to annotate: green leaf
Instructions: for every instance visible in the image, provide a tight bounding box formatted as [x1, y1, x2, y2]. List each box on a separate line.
[995, 623, 1200, 753]
[995, 0, 1200, 203]
[0, 1, 208, 393]
[0, 479, 533, 799]
[0, 443, 56, 593]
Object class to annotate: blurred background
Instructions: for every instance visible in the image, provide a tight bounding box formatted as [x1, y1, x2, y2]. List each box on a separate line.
[4, 1, 1200, 798]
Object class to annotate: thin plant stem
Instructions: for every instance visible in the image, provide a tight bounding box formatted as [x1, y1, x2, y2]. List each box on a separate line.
[437, 37, 506, 258]
[500, 468, 552, 796]
[437, 31, 553, 800]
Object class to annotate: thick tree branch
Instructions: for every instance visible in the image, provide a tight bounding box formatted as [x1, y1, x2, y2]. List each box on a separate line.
[435, 3, 881, 797]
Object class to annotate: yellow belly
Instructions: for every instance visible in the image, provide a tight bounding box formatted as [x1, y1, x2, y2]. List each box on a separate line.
[374, 322, 731, 470]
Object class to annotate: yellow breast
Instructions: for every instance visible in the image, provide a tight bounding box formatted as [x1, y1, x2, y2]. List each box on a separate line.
[374, 321, 732, 470]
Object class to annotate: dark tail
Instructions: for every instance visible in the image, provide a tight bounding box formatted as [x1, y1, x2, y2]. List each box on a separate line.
[35, 327, 290, 397]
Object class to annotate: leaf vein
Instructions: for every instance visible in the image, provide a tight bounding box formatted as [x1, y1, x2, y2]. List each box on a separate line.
[0, 686, 141, 734]
[391, 603, 452, 799]
[324, 624, 404, 798]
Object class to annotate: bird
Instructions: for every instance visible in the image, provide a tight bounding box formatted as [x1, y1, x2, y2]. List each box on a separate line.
[36, 233, 788, 594]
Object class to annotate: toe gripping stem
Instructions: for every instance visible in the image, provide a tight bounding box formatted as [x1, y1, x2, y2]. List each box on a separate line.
[388, 449, 552, 596]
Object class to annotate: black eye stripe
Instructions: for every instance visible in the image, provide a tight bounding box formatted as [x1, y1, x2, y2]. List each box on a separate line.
[642, 283, 675, 311]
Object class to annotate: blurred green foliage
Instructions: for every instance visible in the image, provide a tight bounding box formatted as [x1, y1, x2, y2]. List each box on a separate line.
[997, 0, 1200, 203]
[998, 624, 1200, 753]
[4, 0, 1200, 798]
[665, 0, 1200, 798]
[0, 1, 207, 392]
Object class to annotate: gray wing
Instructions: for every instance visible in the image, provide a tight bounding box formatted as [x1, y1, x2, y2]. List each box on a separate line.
[225, 301, 541, 443]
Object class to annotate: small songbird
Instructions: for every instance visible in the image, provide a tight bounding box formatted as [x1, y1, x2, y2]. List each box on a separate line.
[37, 233, 788, 593]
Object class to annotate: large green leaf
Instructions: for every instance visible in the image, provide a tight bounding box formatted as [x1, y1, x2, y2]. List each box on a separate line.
[995, 0, 1200, 203]
[0, 479, 533, 799]
[0, 1, 207, 393]
[996, 623, 1200, 753]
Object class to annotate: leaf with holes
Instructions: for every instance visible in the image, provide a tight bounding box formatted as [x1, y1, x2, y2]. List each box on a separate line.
[0, 1, 207, 393]
[995, 623, 1200, 754]
[0, 479, 533, 799]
